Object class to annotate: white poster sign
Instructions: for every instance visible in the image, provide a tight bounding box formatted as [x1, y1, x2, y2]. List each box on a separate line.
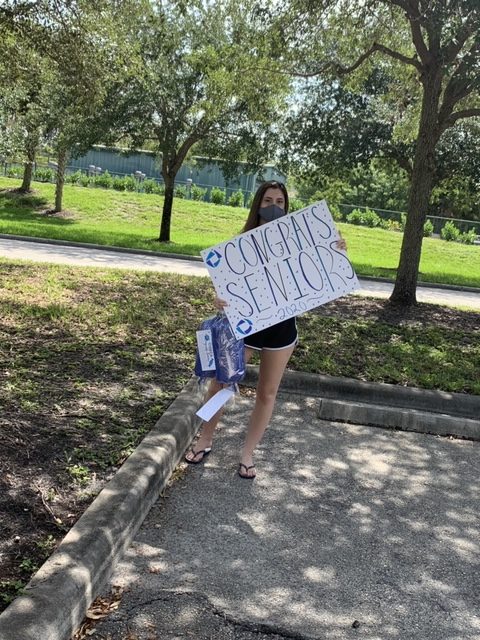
[201, 200, 360, 340]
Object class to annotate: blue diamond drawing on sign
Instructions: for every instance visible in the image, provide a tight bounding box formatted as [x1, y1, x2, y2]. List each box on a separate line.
[206, 249, 222, 268]
[236, 318, 253, 335]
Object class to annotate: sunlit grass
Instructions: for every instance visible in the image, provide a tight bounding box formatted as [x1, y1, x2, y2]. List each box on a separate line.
[1, 176, 479, 287]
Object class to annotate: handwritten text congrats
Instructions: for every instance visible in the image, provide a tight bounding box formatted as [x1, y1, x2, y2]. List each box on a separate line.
[201, 200, 360, 340]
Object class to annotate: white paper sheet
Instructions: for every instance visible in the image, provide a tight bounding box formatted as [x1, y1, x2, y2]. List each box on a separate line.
[196, 387, 235, 421]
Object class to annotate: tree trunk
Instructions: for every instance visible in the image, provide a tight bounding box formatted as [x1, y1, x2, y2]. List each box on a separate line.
[54, 148, 68, 213]
[20, 136, 38, 193]
[390, 75, 442, 307]
[159, 174, 175, 242]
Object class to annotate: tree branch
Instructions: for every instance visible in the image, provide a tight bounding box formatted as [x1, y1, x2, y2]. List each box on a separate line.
[438, 40, 480, 123]
[443, 23, 476, 66]
[291, 41, 422, 78]
[442, 108, 480, 131]
[408, 13, 431, 63]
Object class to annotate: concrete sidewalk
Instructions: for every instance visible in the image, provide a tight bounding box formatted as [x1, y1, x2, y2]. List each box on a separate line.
[1, 235, 479, 310]
[90, 390, 480, 640]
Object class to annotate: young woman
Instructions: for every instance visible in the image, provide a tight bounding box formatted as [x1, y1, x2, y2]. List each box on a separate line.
[185, 181, 346, 479]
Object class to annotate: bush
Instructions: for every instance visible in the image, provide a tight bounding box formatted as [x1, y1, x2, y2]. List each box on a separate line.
[346, 209, 364, 225]
[229, 189, 244, 207]
[289, 197, 305, 213]
[191, 183, 207, 201]
[6, 167, 22, 178]
[94, 170, 113, 189]
[246, 193, 254, 209]
[124, 176, 137, 192]
[175, 184, 187, 199]
[66, 170, 82, 184]
[79, 174, 91, 187]
[33, 168, 54, 183]
[386, 219, 402, 232]
[112, 176, 126, 191]
[423, 219, 434, 237]
[458, 228, 477, 245]
[142, 179, 158, 194]
[211, 187, 226, 205]
[346, 208, 381, 227]
[328, 203, 343, 221]
[400, 213, 407, 231]
[153, 183, 165, 195]
[362, 208, 381, 227]
[441, 220, 460, 241]
[379, 218, 391, 230]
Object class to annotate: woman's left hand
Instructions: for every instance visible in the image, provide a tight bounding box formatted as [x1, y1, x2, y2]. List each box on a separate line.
[336, 237, 347, 251]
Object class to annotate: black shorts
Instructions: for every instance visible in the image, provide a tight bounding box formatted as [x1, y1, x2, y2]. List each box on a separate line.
[244, 318, 298, 351]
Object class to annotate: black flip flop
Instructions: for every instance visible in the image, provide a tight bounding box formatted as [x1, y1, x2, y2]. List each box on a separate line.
[238, 463, 256, 479]
[184, 447, 212, 464]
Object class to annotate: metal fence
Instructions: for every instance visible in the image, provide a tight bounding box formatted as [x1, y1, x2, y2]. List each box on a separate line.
[338, 203, 480, 235]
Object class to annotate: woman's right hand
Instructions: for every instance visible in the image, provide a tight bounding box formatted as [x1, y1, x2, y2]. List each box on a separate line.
[214, 296, 227, 311]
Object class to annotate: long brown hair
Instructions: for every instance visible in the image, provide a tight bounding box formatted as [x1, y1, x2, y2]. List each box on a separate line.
[242, 181, 289, 233]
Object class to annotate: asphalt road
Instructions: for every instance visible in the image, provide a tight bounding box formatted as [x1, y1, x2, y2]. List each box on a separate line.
[0, 236, 479, 310]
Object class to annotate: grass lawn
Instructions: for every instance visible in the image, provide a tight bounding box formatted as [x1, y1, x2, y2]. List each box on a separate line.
[1, 176, 480, 289]
[1, 259, 479, 610]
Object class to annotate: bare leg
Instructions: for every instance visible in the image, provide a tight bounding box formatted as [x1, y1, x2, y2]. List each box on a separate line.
[185, 348, 255, 462]
[239, 345, 295, 477]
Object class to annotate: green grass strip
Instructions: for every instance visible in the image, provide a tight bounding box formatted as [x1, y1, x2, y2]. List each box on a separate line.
[1, 176, 479, 288]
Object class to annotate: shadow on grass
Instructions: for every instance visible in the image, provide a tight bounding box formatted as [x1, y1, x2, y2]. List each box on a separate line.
[0, 188, 49, 210]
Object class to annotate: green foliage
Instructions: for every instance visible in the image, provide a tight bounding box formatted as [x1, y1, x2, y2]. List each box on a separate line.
[423, 219, 434, 237]
[6, 167, 22, 178]
[346, 210, 364, 225]
[191, 183, 207, 201]
[124, 176, 137, 192]
[0, 580, 25, 604]
[211, 187, 226, 205]
[142, 178, 157, 193]
[112, 176, 126, 191]
[154, 183, 165, 195]
[386, 219, 402, 232]
[66, 170, 83, 184]
[66, 463, 91, 486]
[289, 197, 305, 212]
[78, 174, 91, 188]
[346, 208, 381, 227]
[93, 171, 113, 189]
[458, 228, 477, 245]
[228, 189, 244, 207]
[33, 168, 54, 183]
[19, 558, 39, 573]
[400, 213, 407, 231]
[175, 184, 187, 199]
[441, 221, 460, 242]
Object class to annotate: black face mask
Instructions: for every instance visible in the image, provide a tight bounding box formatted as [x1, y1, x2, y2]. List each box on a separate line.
[258, 204, 285, 222]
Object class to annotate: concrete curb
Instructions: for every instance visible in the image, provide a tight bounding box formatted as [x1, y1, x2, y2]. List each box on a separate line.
[244, 366, 480, 440]
[1, 233, 479, 293]
[0, 378, 204, 640]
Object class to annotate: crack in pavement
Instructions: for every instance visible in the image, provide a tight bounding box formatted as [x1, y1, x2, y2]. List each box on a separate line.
[94, 587, 329, 640]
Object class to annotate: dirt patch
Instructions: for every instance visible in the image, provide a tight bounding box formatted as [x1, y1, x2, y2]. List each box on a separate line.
[38, 208, 77, 219]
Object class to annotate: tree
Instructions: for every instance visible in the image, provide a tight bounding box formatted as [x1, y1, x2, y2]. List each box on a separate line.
[281, 0, 480, 305]
[112, 0, 289, 242]
[0, 0, 145, 209]
[281, 71, 480, 218]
